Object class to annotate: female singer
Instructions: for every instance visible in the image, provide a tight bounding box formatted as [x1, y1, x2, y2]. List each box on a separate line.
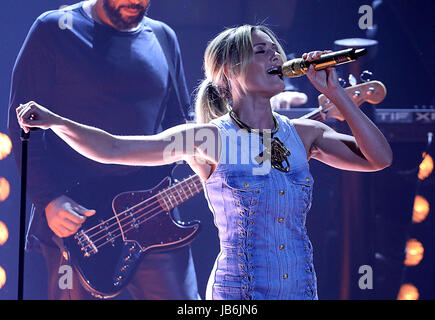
[17, 25, 392, 300]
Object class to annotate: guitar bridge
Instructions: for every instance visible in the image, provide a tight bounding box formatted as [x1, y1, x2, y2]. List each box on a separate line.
[75, 230, 98, 257]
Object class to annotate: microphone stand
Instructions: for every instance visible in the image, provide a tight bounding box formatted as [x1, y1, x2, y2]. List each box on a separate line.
[18, 129, 30, 300]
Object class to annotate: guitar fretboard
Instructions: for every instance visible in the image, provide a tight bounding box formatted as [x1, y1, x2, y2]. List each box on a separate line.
[156, 175, 203, 211]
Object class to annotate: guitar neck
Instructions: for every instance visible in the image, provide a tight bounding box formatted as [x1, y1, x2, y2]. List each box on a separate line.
[297, 107, 323, 120]
[157, 174, 204, 211]
[291, 80, 387, 122]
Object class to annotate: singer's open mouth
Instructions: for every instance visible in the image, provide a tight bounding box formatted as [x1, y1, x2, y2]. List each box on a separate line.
[267, 66, 283, 80]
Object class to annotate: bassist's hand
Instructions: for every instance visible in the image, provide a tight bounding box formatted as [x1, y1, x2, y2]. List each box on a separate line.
[45, 195, 96, 238]
[270, 91, 308, 110]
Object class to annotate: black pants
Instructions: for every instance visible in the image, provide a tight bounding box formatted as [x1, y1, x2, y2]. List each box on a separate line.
[40, 241, 200, 300]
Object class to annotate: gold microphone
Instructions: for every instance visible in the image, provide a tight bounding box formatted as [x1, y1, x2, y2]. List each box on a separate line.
[270, 48, 368, 78]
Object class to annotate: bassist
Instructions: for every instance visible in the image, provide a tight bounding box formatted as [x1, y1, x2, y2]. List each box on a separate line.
[7, 0, 199, 300]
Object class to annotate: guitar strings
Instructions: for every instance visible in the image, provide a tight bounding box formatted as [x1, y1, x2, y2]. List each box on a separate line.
[80, 186, 188, 251]
[83, 190, 170, 241]
[82, 188, 190, 252]
[299, 106, 334, 121]
[94, 175, 204, 249]
[80, 174, 201, 237]
[92, 207, 171, 251]
[89, 175, 207, 249]
[82, 175, 201, 243]
[78, 175, 202, 252]
[90, 175, 203, 249]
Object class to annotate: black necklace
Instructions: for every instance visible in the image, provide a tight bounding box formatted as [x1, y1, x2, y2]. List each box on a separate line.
[229, 111, 291, 172]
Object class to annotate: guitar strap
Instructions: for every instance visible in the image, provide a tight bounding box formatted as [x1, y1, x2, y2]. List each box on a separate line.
[146, 17, 189, 134]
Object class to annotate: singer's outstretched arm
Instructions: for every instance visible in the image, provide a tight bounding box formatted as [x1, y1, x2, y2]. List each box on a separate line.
[16, 101, 219, 168]
[296, 51, 393, 172]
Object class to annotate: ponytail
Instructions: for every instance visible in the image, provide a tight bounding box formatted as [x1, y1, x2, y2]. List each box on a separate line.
[194, 79, 231, 124]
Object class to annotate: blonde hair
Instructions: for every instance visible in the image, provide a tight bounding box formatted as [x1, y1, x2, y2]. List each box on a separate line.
[194, 25, 286, 124]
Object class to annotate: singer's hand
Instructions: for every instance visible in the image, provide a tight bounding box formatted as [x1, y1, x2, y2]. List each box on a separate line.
[16, 101, 62, 133]
[304, 50, 342, 95]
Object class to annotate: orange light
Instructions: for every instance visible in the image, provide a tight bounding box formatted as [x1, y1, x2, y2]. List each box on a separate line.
[413, 195, 430, 223]
[0, 133, 12, 160]
[397, 283, 419, 300]
[0, 266, 5, 290]
[404, 238, 424, 266]
[0, 221, 8, 246]
[0, 178, 10, 202]
[418, 153, 433, 180]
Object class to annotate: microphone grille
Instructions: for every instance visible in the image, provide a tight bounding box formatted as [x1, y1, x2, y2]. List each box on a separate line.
[282, 58, 306, 78]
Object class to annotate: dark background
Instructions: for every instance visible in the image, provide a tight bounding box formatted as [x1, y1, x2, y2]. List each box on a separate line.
[0, 0, 434, 300]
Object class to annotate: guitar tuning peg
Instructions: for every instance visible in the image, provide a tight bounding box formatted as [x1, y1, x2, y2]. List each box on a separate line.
[366, 87, 375, 96]
[348, 74, 357, 86]
[353, 90, 361, 98]
[338, 78, 347, 88]
[360, 70, 373, 83]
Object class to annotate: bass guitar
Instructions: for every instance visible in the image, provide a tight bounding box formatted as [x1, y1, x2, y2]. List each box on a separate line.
[63, 173, 203, 299]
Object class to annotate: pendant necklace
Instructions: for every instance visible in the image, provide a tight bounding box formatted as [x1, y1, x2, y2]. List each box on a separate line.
[229, 110, 291, 172]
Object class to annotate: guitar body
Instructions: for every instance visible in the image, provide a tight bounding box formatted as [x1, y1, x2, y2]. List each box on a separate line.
[63, 176, 201, 299]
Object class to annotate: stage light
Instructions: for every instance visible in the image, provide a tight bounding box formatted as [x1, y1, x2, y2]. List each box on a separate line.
[418, 152, 433, 180]
[397, 283, 419, 300]
[0, 177, 10, 202]
[404, 238, 424, 267]
[0, 266, 5, 290]
[0, 221, 8, 246]
[0, 133, 12, 160]
[412, 195, 430, 223]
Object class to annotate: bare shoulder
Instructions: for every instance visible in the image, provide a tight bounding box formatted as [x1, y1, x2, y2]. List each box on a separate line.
[187, 123, 219, 135]
[193, 123, 219, 133]
[290, 118, 324, 140]
[285, 118, 321, 159]
[158, 122, 219, 138]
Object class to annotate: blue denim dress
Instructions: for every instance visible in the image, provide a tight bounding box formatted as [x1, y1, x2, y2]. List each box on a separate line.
[204, 112, 318, 300]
